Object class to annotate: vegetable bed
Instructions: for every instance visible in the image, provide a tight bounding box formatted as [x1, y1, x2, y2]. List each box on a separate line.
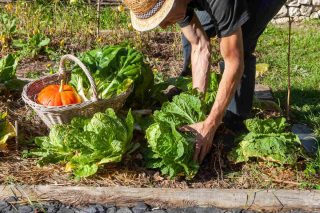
[0, 30, 319, 192]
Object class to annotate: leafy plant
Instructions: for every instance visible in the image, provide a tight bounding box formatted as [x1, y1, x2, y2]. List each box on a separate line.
[25, 70, 42, 79]
[26, 108, 134, 179]
[145, 93, 207, 179]
[69, 45, 154, 103]
[203, 72, 219, 113]
[0, 112, 16, 150]
[0, 54, 26, 92]
[147, 72, 219, 110]
[0, 13, 17, 47]
[304, 138, 320, 177]
[228, 117, 301, 165]
[146, 75, 192, 106]
[142, 73, 219, 179]
[13, 33, 50, 58]
[0, 54, 18, 83]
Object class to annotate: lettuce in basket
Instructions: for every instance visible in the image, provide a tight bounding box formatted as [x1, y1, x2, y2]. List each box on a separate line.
[69, 45, 153, 102]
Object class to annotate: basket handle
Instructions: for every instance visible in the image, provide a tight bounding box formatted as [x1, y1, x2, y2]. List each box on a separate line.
[58, 54, 98, 101]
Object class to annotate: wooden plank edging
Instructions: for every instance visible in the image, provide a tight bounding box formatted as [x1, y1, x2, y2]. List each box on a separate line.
[0, 185, 319, 211]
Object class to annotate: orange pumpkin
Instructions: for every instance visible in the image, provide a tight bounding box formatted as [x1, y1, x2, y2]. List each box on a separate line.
[37, 80, 82, 106]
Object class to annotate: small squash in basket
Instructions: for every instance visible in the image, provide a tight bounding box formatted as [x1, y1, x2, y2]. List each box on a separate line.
[37, 80, 82, 106]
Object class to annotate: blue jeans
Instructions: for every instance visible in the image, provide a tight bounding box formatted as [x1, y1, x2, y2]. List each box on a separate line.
[181, 0, 286, 121]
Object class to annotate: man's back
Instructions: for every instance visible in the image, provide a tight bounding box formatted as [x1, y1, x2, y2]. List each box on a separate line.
[179, 0, 249, 37]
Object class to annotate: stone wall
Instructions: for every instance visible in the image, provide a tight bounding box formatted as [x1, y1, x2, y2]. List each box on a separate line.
[273, 0, 320, 23]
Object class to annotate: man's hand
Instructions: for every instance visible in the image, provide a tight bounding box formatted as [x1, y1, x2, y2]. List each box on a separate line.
[180, 120, 218, 163]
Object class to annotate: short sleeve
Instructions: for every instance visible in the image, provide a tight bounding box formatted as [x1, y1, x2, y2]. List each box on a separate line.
[177, 7, 194, 28]
[210, 0, 249, 37]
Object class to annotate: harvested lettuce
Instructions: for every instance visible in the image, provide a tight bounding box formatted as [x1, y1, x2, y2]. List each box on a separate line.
[145, 93, 207, 179]
[69, 45, 153, 103]
[143, 72, 219, 179]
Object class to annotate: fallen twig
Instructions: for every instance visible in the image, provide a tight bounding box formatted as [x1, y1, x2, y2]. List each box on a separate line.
[15, 121, 18, 152]
[286, 16, 292, 120]
[265, 179, 301, 186]
[8, 199, 53, 205]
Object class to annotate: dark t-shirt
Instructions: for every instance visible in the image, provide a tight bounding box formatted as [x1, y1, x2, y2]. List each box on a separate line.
[178, 0, 249, 37]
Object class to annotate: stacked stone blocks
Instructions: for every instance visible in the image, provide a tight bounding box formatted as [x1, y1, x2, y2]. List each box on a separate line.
[273, 0, 320, 23]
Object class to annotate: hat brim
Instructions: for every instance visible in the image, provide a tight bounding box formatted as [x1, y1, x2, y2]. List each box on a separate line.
[130, 0, 175, 32]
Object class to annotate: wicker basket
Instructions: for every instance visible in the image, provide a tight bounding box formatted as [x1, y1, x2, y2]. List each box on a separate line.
[22, 54, 133, 128]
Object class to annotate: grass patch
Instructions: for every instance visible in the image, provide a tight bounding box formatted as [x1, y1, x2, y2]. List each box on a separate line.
[256, 21, 320, 136]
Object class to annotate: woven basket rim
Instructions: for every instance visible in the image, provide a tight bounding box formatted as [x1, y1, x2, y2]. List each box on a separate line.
[22, 72, 133, 113]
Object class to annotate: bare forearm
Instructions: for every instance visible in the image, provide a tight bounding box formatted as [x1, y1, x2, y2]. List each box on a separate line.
[206, 61, 243, 127]
[181, 15, 211, 93]
[205, 28, 244, 128]
[191, 40, 211, 92]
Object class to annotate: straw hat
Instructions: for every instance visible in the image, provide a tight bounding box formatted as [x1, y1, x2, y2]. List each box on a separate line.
[124, 0, 175, 31]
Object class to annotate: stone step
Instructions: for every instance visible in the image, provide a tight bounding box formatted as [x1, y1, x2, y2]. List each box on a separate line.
[254, 84, 274, 101]
[292, 123, 319, 155]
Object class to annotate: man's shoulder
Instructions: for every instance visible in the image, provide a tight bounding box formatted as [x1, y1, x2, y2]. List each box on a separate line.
[190, 0, 249, 37]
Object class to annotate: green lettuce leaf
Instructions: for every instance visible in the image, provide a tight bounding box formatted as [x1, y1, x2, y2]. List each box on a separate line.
[0, 54, 18, 83]
[28, 109, 134, 179]
[145, 93, 207, 179]
[203, 72, 219, 113]
[245, 117, 288, 134]
[69, 45, 153, 103]
[147, 72, 219, 110]
[0, 112, 16, 150]
[228, 117, 301, 165]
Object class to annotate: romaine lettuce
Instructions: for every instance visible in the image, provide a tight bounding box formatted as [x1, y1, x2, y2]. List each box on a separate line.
[69, 45, 153, 103]
[29, 108, 134, 179]
[145, 93, 207, 179]
[228, 117, 301, 165]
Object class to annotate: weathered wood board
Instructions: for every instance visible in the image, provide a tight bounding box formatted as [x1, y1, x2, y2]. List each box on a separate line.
[1, 185, 319, 211]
